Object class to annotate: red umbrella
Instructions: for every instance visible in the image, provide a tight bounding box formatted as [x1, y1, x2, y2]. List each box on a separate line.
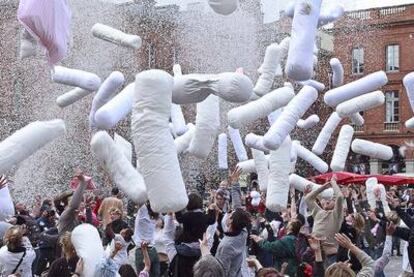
[312, 172, 414, 186]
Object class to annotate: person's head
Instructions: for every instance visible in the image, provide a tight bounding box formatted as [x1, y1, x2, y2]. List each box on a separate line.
[119, 264, 138, 277]
[281, 209, 290, 223]
[187, 193, 203, 211]
[227, 208, 251, 234]
[4, 226, 23, 251]
[111, 187, 120, 197]
[386, 211, 401, 225]
[325, 262, 356, 277]
[193, 254, 224, 277]
[257, 267, 282, 277]
[110, 208, 122, 221]
[15, 203, 28, 215]
[60, 232, 77, 259]
[320, 197, 335, 211]
[286, 219, 302, 236]
[215, 189, 226, 210]
[120, 228, 133, 242]
[345, 213, 365, 233]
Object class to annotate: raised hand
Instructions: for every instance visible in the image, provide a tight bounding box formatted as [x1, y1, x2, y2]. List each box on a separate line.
[228, 166, 242, 185]
[0, 175, 8, 189]
[335, 233, 354, 250]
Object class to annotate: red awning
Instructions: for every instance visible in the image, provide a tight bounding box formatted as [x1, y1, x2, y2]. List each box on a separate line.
[311, 171, 414, 186]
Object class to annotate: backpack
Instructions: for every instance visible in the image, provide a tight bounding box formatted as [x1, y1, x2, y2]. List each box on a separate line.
[295, 233, 315, 264]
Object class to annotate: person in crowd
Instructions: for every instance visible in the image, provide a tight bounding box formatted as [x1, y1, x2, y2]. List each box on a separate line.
[103, 208, 129, 246]
[0, 225, 36, 277]
[98, 188, 124, 228]
[47, 232, 79, 277]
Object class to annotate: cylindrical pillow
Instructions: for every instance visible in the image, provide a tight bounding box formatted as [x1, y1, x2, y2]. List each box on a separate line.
[252, 148, 269, 191]
[365, 177, 378, 210]
[94, 83, 134, 130]
[91, 23, 142, 49]
[216, 72, 253, 102]
[52, 66, 101, 91]
[254, 43, 281, 96]
[293, 141, 328, 173]
[266, 137, 292, 212]
[405, 117, 414, 128]
[318, 4, 345, 27]
[330, 58, 344, 88]
[0, 186, 15, 221]
[349, 113, 364, 126]
[237, 155, 270, 174]
[171, 104, 188, 136]
[188, 95, 220, 159]
[228, 126, 248, 161]
[403, 72, 414, 113]
[286, 0, 322, 81]
[0, 120, 65, 174]
[250, 191, 261, 207]
[267, 109, 282, 126]
[218, 133, 228, 170]
[71, 224, 104, 277]
[245, 133, 268, 152]
[174, 123, 195, 154]
[228, 86, 294, 129]
[289, 174, 333, 199]
[89, 71, 125, 129]
[336, 91, 385, 118]
[330, 125, 354, 172]
[324, 71, 388, 107]
[173, 64, 182, 76]
[312, 112, 342, 155]
[208, 0, 238, 15]
[297, 114, 320, 130]
[131, 70, 188, 213]
[298, 80, 325, 92]
[351, 139, 393, 160]
[56, 87, 93, 108]
[263, 86, 318, 150]
[90, 131, 147, 204]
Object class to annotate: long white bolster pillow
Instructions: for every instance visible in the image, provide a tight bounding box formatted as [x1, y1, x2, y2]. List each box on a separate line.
[324, 71, 388, 107]
[267, 109, 282, 126]
[293, 141, 328, 173]
[351, 139, 393, 160]
[312, 112, 342, 155]
[174, 123, 195, 154]
[365, 177, 378, 210]
[254, 43, 282, 96]
[91, 131, 147, 204]
[56, 88, 93, 108]
[266, 137, 291, 212]
[131, 70, 188, 213]
[297, 114, 320, 130]
[91, 23, 142, 49]
[89, 71, 125, 129]
[379, 184, 391, 214]
[0, 186, 15, 221]
[171, 104, 188, 136]
[0, 120, 65, 174]
[318, 4, 345, 27]
[208, 0, 238, 15]
[237, 155, 270, 174]
[330, 58, 344, 88]
[252, 148, 269, 191]
[71, 224, 104, 277]
[406, 117, 414, 128]
[172, 73, 253, 104]
[188, 95, 220, 159]
[245, 133, 268, 152]
[173, 64, 182, 76]
[228, 86, 294, 129]
[403, 72, 414, 113]
[263, 86, 318, 150]
[336, 91, 385, 117]
[350, 113, 364, 126]
[228, 126, 248, 161]
[298, 80, 325, 92]
[286, 0, 322, 81]
[114, 133, 132, 162]
[330, 125, 354, 172]
[218, 133, 228, 170]
[289, 174, 333, 199]
[52, 66, 101, 91]
[94, 83, 134, 130]
[274, 37, 291, 77]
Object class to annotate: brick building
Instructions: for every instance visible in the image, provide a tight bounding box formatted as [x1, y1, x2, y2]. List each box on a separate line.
[332, 4, 414, 174]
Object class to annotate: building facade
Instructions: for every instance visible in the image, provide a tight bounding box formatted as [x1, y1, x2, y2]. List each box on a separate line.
[332, 4, 414, 174]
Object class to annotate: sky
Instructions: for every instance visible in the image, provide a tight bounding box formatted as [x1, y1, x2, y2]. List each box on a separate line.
[154, 0, 414, 23]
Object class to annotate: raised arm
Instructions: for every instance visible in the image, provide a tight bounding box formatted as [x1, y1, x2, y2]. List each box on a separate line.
[229, 167, 242, 210]
[304, 182, 330, 214]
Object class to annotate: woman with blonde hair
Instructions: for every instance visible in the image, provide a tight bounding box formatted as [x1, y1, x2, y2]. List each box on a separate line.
[0, 225, 36, 277]
[47, 232, 80, 277]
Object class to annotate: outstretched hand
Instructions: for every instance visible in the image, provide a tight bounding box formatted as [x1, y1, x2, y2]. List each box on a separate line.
[228, 167, 242, 185]
[335, 233, 354, 250]
[386, 192, 400, 208]
[0, 175, 8, 190]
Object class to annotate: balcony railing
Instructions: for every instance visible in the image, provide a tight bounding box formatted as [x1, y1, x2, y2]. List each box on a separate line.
[352, 125, 364, 132]
[379, 7, 406, 17]
[384, 122, 400, 132]
[348, 11, 371, 20]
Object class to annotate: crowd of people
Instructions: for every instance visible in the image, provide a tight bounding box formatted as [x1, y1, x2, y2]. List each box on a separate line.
[0, 169, 413, 277]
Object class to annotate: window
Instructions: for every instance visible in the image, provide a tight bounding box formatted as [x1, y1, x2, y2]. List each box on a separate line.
[385, 91, 399, 122]
[148, 43, 156, 68]
[352, 47, 364, 74]
[386, 44, 399, 72]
